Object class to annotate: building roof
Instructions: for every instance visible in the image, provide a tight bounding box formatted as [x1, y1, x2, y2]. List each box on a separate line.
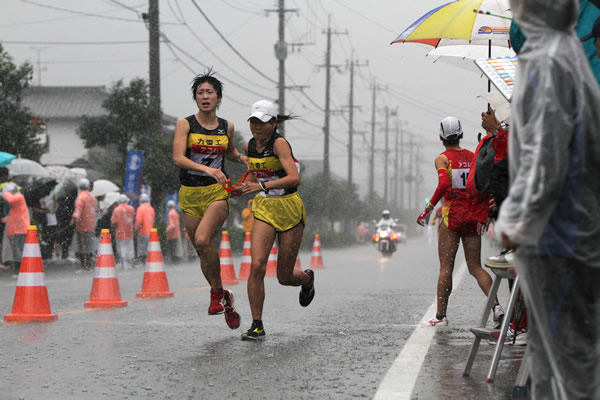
[23, 86, 109, 120]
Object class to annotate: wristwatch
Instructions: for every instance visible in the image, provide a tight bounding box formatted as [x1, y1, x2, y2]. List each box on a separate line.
[259, 180, 269, 194]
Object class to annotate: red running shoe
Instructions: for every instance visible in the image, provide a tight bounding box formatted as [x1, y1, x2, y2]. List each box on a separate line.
[223, 289, 241, 330]
[208, 289, 225, 315]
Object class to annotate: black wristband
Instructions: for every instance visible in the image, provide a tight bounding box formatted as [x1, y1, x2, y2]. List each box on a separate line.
[258, 180, 269, 193]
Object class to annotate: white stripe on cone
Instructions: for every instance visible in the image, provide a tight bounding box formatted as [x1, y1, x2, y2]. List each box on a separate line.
[93, 268, 117, 279]
[22, 244, 42, 258]
[147, 241, 161, 252]
[98, 243, 113, 254]
[145, 262, 165, 273]
[16, 272, 46, 287]
[221, 256, 233, 264]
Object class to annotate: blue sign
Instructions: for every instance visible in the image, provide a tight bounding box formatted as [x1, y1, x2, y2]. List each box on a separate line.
[123, 150, 143, 195]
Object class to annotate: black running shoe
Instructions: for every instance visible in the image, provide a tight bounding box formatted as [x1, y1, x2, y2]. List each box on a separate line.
[299, 269, 315, 307]
[241, 325, 265, 341]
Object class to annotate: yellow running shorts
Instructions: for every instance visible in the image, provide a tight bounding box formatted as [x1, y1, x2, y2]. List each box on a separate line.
[179, 183, 230, 219]
[252, 192, 306, 232]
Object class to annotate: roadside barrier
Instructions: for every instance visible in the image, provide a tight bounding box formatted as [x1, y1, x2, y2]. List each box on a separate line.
[4, 225, 57, 322]
[266, 243, 278, 277]
[219, 231, 238, 285]
[308, 234, 325, 269]
[294, 255, 302, 271]
[238, 232, 251, 281]
[84, 229, 127, 308]
[136, 228, 174, 298]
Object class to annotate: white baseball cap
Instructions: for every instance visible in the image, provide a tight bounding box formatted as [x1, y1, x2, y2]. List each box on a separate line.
[439, 116, 463, 140]
[248, 100, 277, 122]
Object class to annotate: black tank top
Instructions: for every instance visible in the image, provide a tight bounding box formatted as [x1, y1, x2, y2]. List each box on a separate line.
[247, 132, 299, 197]
[179, 116, 229, 187]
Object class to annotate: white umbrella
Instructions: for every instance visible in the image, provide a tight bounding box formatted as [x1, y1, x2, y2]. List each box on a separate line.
[427, 45, 516, 60]
[99, 191, 121, 210]
[91, 179, 120, 197]
[7, 158, 50, 177]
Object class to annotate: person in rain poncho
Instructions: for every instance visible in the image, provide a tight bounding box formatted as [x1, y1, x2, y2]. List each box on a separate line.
[111, 194, 135, 271]
[135, 193, 155, 264]
[2, 182, 30, 275]
[496, 0, 600, 398]
[71, 178, 97, 271]
[165, 200, 182, 264]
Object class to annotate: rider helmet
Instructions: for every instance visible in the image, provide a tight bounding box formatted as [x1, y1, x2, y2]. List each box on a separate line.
[382, 210, 391, 218]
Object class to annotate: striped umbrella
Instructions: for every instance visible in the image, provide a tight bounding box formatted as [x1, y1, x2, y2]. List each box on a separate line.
[391, 0, 512, 58]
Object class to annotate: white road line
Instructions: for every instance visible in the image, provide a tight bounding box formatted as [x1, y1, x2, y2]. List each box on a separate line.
[373, 261, 468, 400]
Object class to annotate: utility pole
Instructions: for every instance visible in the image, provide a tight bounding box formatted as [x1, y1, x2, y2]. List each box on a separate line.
[319, 17, 347, 184]
[346, 54, 367, 185]
[414, 144, 420, 210]
[393, 113, 399, 206]
[147, 0, 160, 113]
[369, 79, 386, 204]
[399, 121, 405, 210]
[30, 46, 48, 86]
[267, 1, 305, 136]
[383, 106, 390, 203]
[407, 134, 414, 210]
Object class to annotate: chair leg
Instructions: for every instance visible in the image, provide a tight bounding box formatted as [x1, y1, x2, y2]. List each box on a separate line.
[486, 275, 520, 382]
[463, 275, 502, 377]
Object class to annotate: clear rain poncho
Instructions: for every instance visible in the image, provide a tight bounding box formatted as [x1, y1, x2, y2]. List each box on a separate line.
[496, 0, 600, 399]
[497, 0, 600, 253]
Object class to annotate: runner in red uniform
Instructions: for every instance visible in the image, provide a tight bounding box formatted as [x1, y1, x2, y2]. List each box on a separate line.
[417, 116, 500, 327]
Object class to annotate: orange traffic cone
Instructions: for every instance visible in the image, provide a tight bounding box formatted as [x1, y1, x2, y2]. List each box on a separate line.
[308, 234, 325, 269]
[137, 228, 174, 298]
[4, 226, 57, 322]
[266, 243, 278, 277]
[84, 229, 127, 308]
[238, 232, 251, 281]
[219, 231, 238, 285]
[294, 255, 302, 271]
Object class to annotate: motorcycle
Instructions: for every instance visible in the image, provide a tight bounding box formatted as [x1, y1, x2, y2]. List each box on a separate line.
[371, 224, 400, 257]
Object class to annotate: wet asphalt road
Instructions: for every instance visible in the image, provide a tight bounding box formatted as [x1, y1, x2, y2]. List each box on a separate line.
[0, 235, 524, 399]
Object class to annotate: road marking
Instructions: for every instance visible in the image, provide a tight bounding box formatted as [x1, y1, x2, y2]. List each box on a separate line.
[373, 261, 467, 400]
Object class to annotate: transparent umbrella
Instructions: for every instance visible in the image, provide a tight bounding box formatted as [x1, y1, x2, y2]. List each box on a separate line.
[7, 157, 50, 177]
[91, 179, 120, 197]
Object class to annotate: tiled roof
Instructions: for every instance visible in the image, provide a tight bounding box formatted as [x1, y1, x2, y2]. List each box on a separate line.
[22, 86, 108, 120]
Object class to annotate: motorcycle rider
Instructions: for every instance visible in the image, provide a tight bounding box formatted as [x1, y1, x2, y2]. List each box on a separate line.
[376, 210, 396, 231]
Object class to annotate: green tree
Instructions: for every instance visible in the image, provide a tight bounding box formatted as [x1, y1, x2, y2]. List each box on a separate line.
[0, 44, 45, 161]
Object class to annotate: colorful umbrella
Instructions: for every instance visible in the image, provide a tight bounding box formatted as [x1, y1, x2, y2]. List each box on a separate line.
[391, 0, 512, 52]
[0, 151, 17, 167]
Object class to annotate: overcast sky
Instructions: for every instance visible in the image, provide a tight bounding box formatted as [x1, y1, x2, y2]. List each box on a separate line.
[0, 0, 504, 205]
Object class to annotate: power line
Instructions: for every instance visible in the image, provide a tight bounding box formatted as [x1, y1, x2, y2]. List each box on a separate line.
[159, 31, 272, 101]
[188, 0, 278, 85]
[19, 0, 181, 25]
[2, 40, 150, 45]
[174, 11, 273, 92]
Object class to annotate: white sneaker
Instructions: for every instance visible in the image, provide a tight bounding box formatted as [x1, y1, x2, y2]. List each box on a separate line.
[423, 316, 448, 327]
[485, 249, 515, 268]
[506, 328, 527, 345]
[492, 304, 505, 329]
